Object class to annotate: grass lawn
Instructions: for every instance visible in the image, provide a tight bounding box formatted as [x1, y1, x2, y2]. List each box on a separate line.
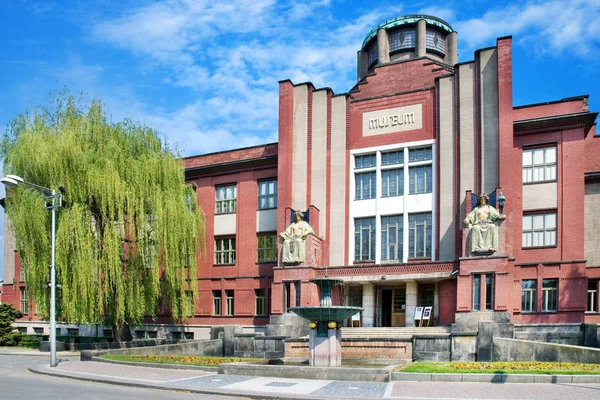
[99, 354, 261, 367]
[397, 361, 600, 375]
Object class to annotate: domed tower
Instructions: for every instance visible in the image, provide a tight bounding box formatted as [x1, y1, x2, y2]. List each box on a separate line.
[357, 15, 458, 81]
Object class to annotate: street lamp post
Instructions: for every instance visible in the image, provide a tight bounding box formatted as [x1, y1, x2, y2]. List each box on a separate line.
[1, 174, 63, 367]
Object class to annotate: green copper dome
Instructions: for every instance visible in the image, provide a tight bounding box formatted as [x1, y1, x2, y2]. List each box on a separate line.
[361, 14, 454, 49]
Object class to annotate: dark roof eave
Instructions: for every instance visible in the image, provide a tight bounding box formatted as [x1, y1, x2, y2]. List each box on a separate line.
[185, 155, 278, 179]
[514, 112, 598, 137]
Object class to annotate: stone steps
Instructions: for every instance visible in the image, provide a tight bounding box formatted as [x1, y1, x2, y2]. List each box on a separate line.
[340, 326, 451, 339]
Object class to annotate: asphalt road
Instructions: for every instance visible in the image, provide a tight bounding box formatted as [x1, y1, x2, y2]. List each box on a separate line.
[0, 354, 247, 400]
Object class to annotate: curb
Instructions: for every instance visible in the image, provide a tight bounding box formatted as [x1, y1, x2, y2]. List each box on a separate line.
[91, 356, 219, 372]
[392, 372, 600, 383]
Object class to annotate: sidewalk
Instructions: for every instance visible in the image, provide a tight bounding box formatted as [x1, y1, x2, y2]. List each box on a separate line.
[29, 359, 390, 400]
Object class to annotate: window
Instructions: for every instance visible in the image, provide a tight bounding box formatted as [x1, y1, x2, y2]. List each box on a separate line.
[257, 234, 277, 263]
[294, 282, 301, 308]
[408, 165, 432, 194]
[473, 275, 481, 311]
[393, 288, 406, 313]
[67, 328, 79, 337]
[355, 171, 376, 200]
[258, 179, 277, 209]
[20, 288, 28, 314]
[215, 237, 236, 264]
[425, 30, 445, 54]
[521, 280, 537, 313]
[354, 217, 375, 261]
[355, 154, 376, 200]
[255, 289, 266, 316]
[225, 290, 234, 316]
[147, 331, 157, 339]
[522, 213, 556, 247]
[33, 327, 43, 335]
[134, 330, 146, 339]
[367, 41, 378, 65]
[523, 146, 556, 183]
[381, 169, 403, 197]
[171, 331, 182, 340]
[184, 332, 194, 340]
[381, 215, 403, 262]
[389, 29, 415, 52]
[542, 279, 558, 312]
[588, 280, 598, 313]
[185, 290, 195, 317]
[485, 275, 495, 310]
[103, 329, 113, 338]
[408, 147, 432, 194]
[408, 213, 432, 259]
[212, 290, 222, 316]
[381, 150, 404, 165]
[215, 184, 237, 214]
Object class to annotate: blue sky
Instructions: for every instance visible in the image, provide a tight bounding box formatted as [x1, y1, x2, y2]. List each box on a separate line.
[1, 0, 599, 279]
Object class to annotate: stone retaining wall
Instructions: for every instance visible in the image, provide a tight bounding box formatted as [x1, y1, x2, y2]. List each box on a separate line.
[80, 339, 222, 361]
[493, 337, 600, 363]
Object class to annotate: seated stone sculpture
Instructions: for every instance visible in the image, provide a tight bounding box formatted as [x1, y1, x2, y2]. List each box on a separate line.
[280, 210, 314, 263]
[464, 195, 506, 254]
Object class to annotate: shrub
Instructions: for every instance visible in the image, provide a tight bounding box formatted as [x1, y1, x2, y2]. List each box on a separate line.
[0, 304, 24, 346]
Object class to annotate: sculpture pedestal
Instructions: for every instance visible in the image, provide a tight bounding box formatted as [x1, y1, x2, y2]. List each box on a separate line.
[308, 324, 341, 367]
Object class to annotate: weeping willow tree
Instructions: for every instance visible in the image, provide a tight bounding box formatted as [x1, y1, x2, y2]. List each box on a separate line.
[1, 94, 204, 338]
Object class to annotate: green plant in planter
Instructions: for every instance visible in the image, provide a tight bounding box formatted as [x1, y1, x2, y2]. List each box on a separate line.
[0, 303, 23, 346]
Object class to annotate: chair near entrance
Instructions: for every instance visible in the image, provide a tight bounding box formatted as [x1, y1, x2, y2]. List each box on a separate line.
[414, 306, 433, 327]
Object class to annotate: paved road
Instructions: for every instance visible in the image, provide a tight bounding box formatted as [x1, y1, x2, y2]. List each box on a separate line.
[0, 354, 246, 400]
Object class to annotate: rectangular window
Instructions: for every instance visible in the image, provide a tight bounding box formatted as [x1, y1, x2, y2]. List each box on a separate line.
[381, 168, 403, 197]
[67, 328, 79, 337]
[521, 279, 537, 313]
[184, 332, 194, 340]
[212, 290, 222, 316]
[381, 150, 404, 165]
[255, 289, 266, 316]
[215, 237, 236, 265]
[225, 290, 234, 316]
[588, 280, 598, 313]
[542, 279, 558, 312]
[409, 147, 432, 162]
[258, 179, 277, 210]
[355, 154, 376, 169]
[522, 213, 557, 247]
[485, 275, 495, 310]
[381, 215, 403, 262]
[257, 234, 277, 263]
[354, 217, 376, 261]
[355, 171, 376, 199]
[20, 288, 28, 314]
[408, 213, 432, 259]
[408, 165, 432, 194]
[215, 184, 237, 214]
[523, 146, 556, 183]
[473, 275, 481, 311]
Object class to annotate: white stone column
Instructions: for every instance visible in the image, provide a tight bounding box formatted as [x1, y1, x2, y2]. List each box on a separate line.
[405, 281, 418, 327]
[416, 19, 426, 58]
[362, 283, 375, 327]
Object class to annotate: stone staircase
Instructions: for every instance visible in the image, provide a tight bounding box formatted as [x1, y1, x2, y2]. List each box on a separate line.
[340, 326, 451, 339]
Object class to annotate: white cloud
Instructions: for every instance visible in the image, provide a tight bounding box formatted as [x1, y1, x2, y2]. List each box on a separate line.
[454, 0, 600, 57]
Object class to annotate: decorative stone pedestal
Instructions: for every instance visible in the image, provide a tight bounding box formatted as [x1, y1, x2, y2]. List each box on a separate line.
[309, 323, 341, 367]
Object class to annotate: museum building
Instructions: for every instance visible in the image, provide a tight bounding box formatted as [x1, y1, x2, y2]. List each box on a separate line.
[3, 15, 600, 338]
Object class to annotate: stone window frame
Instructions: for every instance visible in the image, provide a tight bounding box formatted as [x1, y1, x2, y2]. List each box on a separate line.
[225, 290, 234, 316]
[212, 290, 222, 316]
[588, 279, 599, 313]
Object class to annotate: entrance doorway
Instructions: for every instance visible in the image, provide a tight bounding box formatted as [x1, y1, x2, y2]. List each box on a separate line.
[381, 289, 392, 327]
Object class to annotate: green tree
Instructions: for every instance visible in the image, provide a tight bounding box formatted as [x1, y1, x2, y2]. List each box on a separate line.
[1, 94, 204, 339]
[0, 303, 24, 346]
